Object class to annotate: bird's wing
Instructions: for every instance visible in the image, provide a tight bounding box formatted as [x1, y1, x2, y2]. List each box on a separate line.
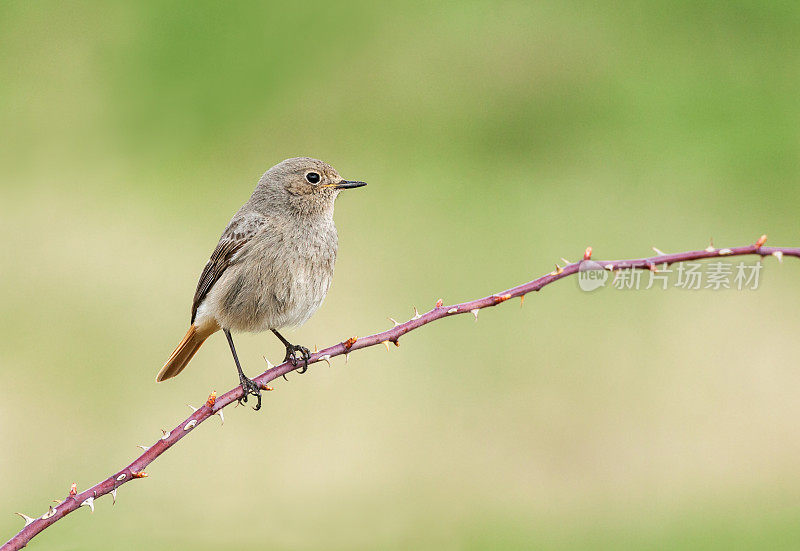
[191, 212, 267, 323]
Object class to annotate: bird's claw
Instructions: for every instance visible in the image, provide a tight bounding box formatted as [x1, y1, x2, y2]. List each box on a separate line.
[238, 375, 262, 411]
[284, 344, 311, 374]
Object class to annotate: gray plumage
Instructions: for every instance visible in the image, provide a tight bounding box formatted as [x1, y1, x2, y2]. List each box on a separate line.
[157, 157, 365, 383]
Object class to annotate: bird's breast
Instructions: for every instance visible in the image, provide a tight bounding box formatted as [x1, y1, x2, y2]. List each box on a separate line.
[210, 223, 337, 332]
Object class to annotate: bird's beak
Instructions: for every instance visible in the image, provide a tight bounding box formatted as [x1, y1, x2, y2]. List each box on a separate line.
[333, 180, 367, 190]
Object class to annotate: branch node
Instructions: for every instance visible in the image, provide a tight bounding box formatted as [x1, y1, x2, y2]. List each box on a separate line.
[755, 234, 768, 248]
[584, 246, 592, 260]
[435, 298, 444, 308]
[718, 248, 733, 255]
[69, 483, 77, 497]
[183, 420, 197, 431]
[206, 391, 217, 407]
[447, 307, 458, 314]
[343, 336, 357, 350]
[131, 471, 148, 479]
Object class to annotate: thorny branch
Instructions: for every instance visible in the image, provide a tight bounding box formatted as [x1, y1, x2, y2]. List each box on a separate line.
[3, 236, 799, 550]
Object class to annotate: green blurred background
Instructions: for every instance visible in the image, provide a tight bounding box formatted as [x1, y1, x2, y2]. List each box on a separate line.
[2, 1, 799, 549]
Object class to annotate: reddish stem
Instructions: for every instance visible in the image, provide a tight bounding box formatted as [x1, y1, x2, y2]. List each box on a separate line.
[3, 240, 798, 550]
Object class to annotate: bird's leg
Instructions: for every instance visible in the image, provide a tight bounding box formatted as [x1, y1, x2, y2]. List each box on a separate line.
[271, 329, 311, 373]
[225, 329, 262, 411]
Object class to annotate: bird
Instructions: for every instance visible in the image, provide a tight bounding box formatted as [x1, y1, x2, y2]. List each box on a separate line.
[156, 157, 366, 410]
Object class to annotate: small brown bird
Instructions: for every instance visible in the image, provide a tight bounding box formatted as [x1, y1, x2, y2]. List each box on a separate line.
[157, 157, 366, 409]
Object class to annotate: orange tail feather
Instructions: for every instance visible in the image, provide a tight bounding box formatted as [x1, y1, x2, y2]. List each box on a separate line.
[156, 324, 214, 382]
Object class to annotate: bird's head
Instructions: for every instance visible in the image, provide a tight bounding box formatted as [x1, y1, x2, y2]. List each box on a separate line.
[257, 157, 366, 216]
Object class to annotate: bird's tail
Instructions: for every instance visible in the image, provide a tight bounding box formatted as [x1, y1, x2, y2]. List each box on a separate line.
[156, 324, 216, 382]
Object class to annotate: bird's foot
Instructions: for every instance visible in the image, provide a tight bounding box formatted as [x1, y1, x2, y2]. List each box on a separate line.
[238, 373, 262, 411]
[283, 344, 311, 374]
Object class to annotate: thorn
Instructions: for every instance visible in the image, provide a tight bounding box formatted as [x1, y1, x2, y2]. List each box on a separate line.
[388, 317, 401, 327]
[206, 391, 217, 407]
[550, 263, 563, 275]
[15, 512, 35, 526]
[183, 420, 197, 431]
[217, 410, 225, 425]
[111, 488, 117, 505]
[447, 307, 458, 314]
[705, 238, 715, 252]
[411, 306, 422, 320]
[262, 356, 274, 369]
[718, 248, 733, 255]
[282, 374, 289, 381]
[313, 344, 319, 353]
[187, 404, 198, 412]
[116, 474, 126, 481]
[53, 499, 63, 505]
[648, 263, 657, 272]
[755, 234, 767, 248]
[131, 471, 148, 479]
[345, 352, 350, 364]
[137, 445, 150, 451]
[160, 429, 170, 441]
[520, 295, 525, 308]
[41, 506, 57, 520]
[81, 496, 94, 513]
[773, 250, 784, 263]
[605, 264, 614, 271]
[435, 298, 443, 308]
[471, 309, 479, 321]
[561, 257, 571, 265]
[652, 247, 666, 256]
[383, 341, 391, 351]
[393, 339, 400, 347]
[319, 354, 331, 367]
[584, 247, 592, 260]
[70, 483, 77, 497]
[343, 336, 357, 350]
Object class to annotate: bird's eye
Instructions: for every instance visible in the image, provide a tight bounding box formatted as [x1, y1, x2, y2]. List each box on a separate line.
[305, 172, 321, 184]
